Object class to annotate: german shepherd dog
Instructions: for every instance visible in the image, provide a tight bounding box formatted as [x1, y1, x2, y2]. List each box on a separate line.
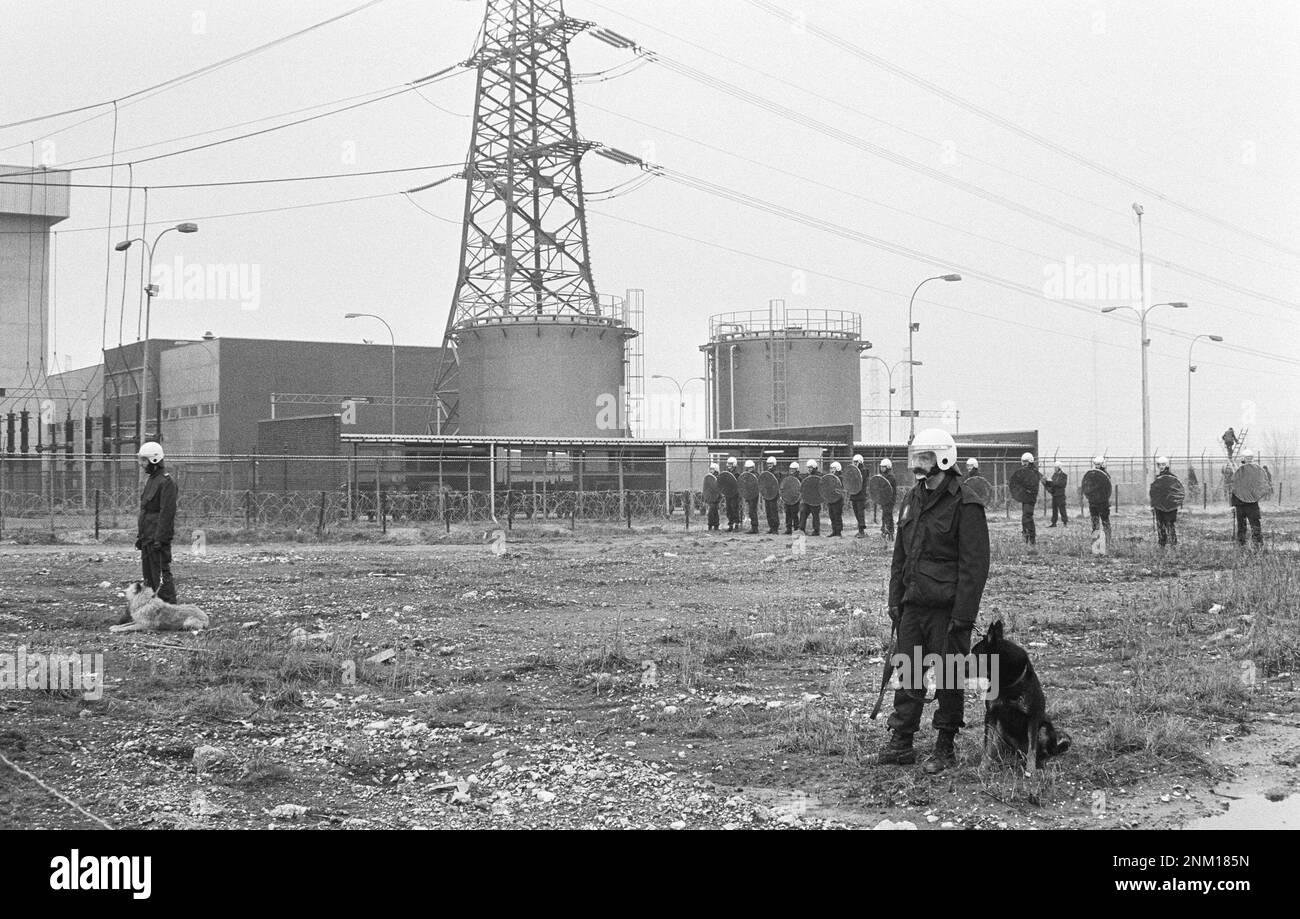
[111, 582, 210, 633]
[969, 620, 1070, 775]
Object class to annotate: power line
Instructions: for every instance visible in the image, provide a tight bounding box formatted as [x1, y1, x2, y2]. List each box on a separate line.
[0, 162, 464, 193]
[742, 0, 1300, 259]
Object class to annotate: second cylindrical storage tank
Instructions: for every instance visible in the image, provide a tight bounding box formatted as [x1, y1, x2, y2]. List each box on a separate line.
[452, 313, 637, 438]
[701, 307, 866, 440]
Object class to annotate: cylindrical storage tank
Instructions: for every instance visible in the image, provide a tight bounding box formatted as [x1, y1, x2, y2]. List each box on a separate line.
[452, 314, 637, 438]
[701, 308, 866, 440]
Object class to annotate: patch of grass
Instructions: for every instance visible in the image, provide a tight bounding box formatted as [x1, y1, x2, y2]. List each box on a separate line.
[235, 752, 292, 787]
[184, 685, 256, 722]
[776, 704, 862, 758]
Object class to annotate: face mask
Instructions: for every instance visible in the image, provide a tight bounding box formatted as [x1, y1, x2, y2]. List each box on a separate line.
[913, 465, 939, 482]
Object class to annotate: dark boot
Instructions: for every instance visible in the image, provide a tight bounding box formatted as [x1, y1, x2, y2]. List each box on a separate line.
[875, 731, 915, 766]
[922, 730, 958, 775]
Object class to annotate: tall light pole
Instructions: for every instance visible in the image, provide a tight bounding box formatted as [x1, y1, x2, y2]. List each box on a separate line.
[1101, 299, 1189, 473]
[907, 274, 961, 441]
[863, 356, 922, 441]
[114, 222, 198, 446]
[650, 374, 705, 439]
[1187, 333, 1224, 471]
[345, 314, 397, 434]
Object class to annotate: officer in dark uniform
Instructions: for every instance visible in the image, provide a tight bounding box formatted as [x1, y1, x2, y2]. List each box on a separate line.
[826, 461, 845, 537]
[705, 462, 721, 531]
[1232, 449, 1265, 547]
[723, 456, 741, 533]
[850, 454, 869, 537]
[743, 459, 761, 534]
[1017, 452, 1041, 546]
[763, 456, 781, 534]
[1046, 460, 1068, 527]
[877, 429, 989, 774]
[135, 441, 180, 603]
[878, 458, 898, 540]
[783, 462, 801, 535]
[1087, 456, 1113, 542]
[1151, 456, 1181, 548]
[798, 459, 822, 536]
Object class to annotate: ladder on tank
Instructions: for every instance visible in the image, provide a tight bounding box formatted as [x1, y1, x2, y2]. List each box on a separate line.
[770, 298, 787, 428]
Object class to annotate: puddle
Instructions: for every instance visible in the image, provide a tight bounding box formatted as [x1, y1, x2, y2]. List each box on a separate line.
[1190, 791, 1300, 829]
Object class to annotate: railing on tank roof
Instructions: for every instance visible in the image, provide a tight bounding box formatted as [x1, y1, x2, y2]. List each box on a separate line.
[708, 309, 861, 340]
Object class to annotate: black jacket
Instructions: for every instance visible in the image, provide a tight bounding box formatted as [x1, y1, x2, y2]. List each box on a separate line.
[1046, 470, 1067, 496]
[137, 465, 179, 544]
[889, 471, 990, 627]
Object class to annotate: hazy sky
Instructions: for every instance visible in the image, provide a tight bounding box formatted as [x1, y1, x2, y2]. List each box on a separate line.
[2, 0, 1297, 456]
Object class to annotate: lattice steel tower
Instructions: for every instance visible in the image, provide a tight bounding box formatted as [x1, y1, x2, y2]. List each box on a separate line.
[449, 0, 599, 324]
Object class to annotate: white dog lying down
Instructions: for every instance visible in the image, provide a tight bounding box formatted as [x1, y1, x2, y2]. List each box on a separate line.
[111, 582, 210, 632]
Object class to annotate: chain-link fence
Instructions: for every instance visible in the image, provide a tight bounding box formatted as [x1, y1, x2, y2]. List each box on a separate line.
[0, 452, 1293, 540]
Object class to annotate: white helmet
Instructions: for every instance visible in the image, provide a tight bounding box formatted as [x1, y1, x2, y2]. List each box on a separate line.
[726, 456, 737, 467]
[1053, 460, 1063, 469]
[1092, 456, 1107, 468]
[879, 458, 892, 470]
[806, 459, 819, 470]
[788, 462, 800, 472]
[909, 428, 958, 472]
[138, 442, 165, 465]
[744, 459, 755, 470]
[766, 456, 777, 467]
[830, 461, 842, 473]
[709, 462, 720, 473]
[965, 457, 979, 470]
[1021, 452, 1035, 465]
[1156, 456, 1170, 469]
[852, 454, 864, 464]
[1240, 448, 1254, 462]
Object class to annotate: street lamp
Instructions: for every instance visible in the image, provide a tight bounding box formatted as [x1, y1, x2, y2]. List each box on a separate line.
[114, 222, 199, 447]
[862, 356, 922, 441]
[1187, 333, 1224, 472]
[1101, 299, 1189, 473]
[650, 374, 706, 440]
[907, 274, 961, 440]
[345, 313, 396, 435]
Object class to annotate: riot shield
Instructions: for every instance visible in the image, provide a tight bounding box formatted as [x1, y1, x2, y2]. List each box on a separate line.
[800, 474, 824, 506]
[1149, 475, 1185, 512]
[719, 470, 739, 499]
[779, 475, 802, 505]
[1231, 465, 1270, 503]
[841, 464, 864, 498]
[962, 475, 993, 507]
[739, 471, 760, 501]
[867, 473, 896, 506]
[819, 473, 843, 504]
[1081, 469, 1112, 505]
[1009, 467, 1041, 504]
[702, 473, 720, 503]
[758, 471, 780, 501]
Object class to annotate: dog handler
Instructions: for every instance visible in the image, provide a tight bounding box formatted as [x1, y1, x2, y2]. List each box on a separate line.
[136, 442, 180, 604]
[877, 428, 990, 774]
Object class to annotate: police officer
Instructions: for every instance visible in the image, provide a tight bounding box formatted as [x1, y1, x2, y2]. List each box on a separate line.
[850, 454, 869, 537]
[878, 458, 898, 541]
[784, 461, 801, 535]
[763, 456, 781, 534]
[1088, 456, 1112, 542]
[826, 461, 845, 537]
[706, 462, 721, 531]
[743, 459, 761, 534]
[1232, 448, 1265, 547]
[1018, 452, 1040, 546]
[1046, 460, 1068, 527]
[799, 459, 822, 536]
[724, 456, 741, 532]
[963, 457, 981, 479]
[1151, 456, 1181, 548]
[877, 429, 990, 774]
[135, 442, 180, 604]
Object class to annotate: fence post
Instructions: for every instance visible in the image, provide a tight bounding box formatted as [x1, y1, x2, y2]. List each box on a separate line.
[507, 490, 513, 531]
[627, 501, 632, 530]
[94, 488, 100, 540]
[1114, 485, 1120, 514]
[684, 491, 690, 531]
[1203, 483, 1207, 509]
[317, 491, 326, 537]
[376, 457, 386, 536]
[244, 490, 252, 530]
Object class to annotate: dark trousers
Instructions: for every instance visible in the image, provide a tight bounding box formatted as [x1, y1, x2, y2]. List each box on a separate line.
[745, 496, 760, 533]
[1235, 502, 1262, 545]
[784, 503, 800, 534]
[707, 501, 720, 530]
[887, 604, 969, 736]
[880, 502, 895, 539]
[827, 499, 843, 535]
[798, 503, 821, 535]
[851, 497, 867, 533]
[764, 497, 781, 533]
[725, 495, 741, 529]
[1155, 509, 1178, 547]
[1050, 494, 1068, 525]
[1021, 503, 1036, 544]
[141, 543, 177, 603]
[1089, 503, 1111, 540]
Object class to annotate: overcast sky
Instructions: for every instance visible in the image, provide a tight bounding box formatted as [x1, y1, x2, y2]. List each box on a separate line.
[2, 0, 1297, 456]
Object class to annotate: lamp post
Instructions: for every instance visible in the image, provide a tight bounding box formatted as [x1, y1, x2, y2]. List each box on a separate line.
[344, 313, 396, 435]
[862, 356, 922, 441]
[1101, 299, 1189, 473]
[1187, 333, 1224, 471]
[650, 374, 706, 439]
[907, 274, 961, 441]
[114, 222, 198, 446]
